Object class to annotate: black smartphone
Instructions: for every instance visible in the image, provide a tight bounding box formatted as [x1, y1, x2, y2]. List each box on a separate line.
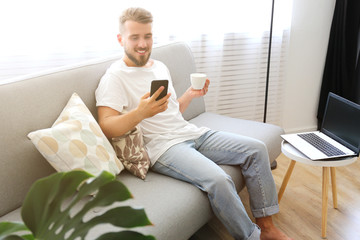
[150, 80, 169, 101]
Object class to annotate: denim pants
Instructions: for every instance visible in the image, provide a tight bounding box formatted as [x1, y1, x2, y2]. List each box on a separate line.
[152, 130, 279, 240]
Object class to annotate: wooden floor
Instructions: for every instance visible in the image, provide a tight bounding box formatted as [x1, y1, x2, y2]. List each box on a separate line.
[271, 154, 360, 240]
[192, 154, 360, 240]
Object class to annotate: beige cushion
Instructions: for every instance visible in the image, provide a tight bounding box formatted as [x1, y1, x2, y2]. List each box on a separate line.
[27, 93, 124, 176]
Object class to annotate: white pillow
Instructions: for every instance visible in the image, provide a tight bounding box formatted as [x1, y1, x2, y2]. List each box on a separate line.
[28, 93, 124, 176]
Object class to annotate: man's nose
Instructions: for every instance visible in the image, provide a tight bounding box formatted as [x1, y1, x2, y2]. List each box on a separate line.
[138, 38, 147, 48]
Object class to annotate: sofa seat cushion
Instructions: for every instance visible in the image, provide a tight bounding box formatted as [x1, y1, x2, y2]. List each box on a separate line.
[189, 112, 284, 163]
[0, 166, 243, 240]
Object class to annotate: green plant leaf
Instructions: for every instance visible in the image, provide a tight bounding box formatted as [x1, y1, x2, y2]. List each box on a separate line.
[70, 206, 152, 239]
[1, 236, 25, 240]
[15, 170, 155, 240]
[47, 171, 118, 237]
[95, 231, 156, 240]
[80, 179, 133, 212]
[17, 235, 34, 240]
[1, 235, 35, 240]
[21, 170, 93, 236]
[0, 222, 29, 239]
[88, 206, 152, 228]
[67, 206, 153, 239]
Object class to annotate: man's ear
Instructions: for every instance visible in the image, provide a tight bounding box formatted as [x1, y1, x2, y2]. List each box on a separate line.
[117, 34, 124, 46]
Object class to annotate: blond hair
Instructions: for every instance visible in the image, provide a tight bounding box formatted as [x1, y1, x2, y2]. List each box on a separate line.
[119, 7, 153, 34]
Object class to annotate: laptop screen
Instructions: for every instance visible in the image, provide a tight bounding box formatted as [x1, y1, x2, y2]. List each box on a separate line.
[321, 92, 360, 154]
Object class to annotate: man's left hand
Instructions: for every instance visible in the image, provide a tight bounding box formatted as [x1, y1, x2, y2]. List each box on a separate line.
[189, 79, 210, 98]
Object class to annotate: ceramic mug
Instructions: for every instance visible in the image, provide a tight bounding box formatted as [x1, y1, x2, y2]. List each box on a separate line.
[190, 73, 207, 90]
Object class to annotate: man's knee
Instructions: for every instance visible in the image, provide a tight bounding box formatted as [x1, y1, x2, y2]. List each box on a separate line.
[208, 171, 235, 191]
[248, 139, 268, 158]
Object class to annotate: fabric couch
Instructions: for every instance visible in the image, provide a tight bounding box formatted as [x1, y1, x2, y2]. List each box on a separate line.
[0, 42, 284, 240]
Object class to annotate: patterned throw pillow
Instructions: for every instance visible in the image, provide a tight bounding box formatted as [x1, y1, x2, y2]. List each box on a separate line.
[27, 93, 124, 176]
[112, 127, 150, 180]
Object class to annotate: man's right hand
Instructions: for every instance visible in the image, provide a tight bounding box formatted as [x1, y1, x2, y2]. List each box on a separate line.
[136, 86, 171, 119]
[97, 87, 171, 139]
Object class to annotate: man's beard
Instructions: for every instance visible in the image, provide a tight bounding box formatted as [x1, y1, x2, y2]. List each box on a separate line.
[125, 48, 151, 67]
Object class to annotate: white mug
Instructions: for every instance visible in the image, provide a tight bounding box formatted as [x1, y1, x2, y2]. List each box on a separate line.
[190, 73, 207, 90]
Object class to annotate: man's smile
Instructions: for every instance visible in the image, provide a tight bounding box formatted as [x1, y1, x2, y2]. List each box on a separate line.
[136, 49, 147, 55]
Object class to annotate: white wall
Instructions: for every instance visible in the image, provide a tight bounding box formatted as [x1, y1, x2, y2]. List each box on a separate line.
[282, 0, 336, 133]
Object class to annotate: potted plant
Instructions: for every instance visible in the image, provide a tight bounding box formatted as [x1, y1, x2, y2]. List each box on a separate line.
[0, 170, 155, 240]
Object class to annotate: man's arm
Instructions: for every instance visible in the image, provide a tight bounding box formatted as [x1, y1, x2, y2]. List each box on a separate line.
[98, 87, 171, 139]
[177, 79, 210, 113]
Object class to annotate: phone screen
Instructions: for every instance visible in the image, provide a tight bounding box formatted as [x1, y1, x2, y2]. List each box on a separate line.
[150, 80, 169, 101]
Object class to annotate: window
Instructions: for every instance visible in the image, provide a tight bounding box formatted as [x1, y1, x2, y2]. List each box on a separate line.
[0, 0, 292, 125]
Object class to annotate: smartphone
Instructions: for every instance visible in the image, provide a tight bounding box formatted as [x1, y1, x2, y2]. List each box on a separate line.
[150, 80, 169, 101]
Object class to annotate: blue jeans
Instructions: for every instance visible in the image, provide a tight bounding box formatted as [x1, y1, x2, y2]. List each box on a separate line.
[152, 130, 279, 240]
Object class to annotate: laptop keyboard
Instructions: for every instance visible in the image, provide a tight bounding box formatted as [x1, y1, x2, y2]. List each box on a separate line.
[298, 133, 345, 157]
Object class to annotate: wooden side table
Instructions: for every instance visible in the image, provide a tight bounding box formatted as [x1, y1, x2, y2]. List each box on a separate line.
[278, 141, 357, 238]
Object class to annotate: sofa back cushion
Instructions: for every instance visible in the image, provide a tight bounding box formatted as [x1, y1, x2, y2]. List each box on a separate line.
[0, 42, 204, 216]
[0, 59, 115, 216]
[151, 42, 205, 120]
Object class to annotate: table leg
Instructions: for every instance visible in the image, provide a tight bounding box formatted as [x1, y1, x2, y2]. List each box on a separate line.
[330, 167, 337, 209]
[278, 160, 296, 203]
[322, 167, 330, 238]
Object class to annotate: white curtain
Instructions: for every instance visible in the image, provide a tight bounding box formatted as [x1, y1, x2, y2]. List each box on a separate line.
[0, 0, 292, 125]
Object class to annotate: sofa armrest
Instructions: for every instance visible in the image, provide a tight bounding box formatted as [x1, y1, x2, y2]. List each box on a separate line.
[189, 112, 284, 163]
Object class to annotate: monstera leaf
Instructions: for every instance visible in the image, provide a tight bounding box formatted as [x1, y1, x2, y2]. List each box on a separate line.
[0, 170, 155, 240]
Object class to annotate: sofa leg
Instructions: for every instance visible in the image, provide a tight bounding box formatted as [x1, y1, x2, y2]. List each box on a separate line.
[270, 160, 277, 170]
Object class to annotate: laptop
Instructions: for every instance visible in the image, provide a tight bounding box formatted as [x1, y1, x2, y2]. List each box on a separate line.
[281, 92, 360, 160]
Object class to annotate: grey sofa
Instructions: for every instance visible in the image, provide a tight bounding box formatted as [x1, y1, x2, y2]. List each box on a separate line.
[0, 42, 284, 240]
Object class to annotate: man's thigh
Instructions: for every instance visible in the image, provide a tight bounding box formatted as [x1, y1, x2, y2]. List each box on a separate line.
[152, 139, 228, 190]
[196, 131, 268, 166]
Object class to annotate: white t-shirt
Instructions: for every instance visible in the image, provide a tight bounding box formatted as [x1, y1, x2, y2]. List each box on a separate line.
[95, 59, 209, 165]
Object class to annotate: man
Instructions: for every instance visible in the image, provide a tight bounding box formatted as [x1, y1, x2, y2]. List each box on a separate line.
[96, 7, 292, 240]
